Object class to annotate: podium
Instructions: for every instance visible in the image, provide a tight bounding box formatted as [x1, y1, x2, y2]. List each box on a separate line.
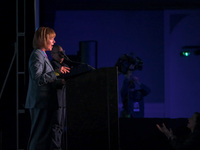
[65, 67, 120, 150]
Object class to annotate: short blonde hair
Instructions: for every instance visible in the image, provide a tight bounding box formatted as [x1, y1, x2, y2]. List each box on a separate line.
[32, 27, 56, 49]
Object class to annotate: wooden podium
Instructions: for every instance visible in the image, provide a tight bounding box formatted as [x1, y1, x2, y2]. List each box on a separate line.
[65, 67, 120, 150]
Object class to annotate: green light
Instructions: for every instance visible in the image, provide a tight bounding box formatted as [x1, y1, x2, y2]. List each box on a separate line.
[181, 51, 191, 56]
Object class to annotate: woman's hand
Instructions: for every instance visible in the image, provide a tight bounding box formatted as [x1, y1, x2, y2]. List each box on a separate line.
[59, 66, 70, 74]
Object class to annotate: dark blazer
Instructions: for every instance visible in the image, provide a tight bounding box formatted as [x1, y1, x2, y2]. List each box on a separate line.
[50, 59, 68, 107]
[25, 49, 59, 109]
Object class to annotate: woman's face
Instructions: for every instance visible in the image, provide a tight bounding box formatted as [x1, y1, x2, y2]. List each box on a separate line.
[187, 113, 197, 132]
[46, 36, 56, 51]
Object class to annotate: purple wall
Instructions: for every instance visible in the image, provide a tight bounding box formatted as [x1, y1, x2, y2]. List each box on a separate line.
[165, 10, 200, 118]
[53, 10, 200, 118]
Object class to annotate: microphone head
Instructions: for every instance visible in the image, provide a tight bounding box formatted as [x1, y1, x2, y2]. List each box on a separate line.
[59, 51, 72, 61]
[59, 51, 65, 58]
[59, 51, 65, 55]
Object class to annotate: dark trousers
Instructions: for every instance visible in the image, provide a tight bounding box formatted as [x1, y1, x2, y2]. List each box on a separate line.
[27, 108, 66, 150]
[52, 107, 66, 150]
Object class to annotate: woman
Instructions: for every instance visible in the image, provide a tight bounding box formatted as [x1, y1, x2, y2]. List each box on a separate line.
[156, 112, 200, 150]
[25, 27, 70, 150]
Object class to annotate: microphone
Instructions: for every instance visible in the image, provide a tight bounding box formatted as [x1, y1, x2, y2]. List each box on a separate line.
[59, 51, 95, 70]
[59, 51, 72, 61]
[59, 51, 82, 67]
[58, 51, 95, 79]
